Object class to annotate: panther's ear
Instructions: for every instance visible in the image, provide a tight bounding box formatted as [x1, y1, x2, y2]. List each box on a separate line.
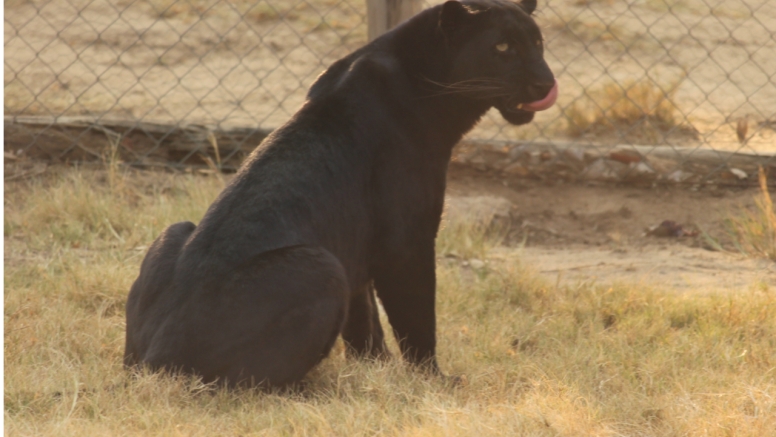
[439, 1, 479, 35]
[519, 0, 537, 15]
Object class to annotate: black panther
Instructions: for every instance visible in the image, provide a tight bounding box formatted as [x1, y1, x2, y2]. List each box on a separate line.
[124, 0, 557, 388]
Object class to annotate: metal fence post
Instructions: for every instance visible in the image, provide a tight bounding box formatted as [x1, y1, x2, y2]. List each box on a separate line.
[367, 0, 424, 41]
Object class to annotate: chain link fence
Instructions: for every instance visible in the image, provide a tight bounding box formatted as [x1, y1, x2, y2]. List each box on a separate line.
[5, 0, 776, 184]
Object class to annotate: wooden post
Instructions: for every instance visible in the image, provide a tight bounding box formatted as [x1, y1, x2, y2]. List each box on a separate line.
[367, 0, 424, 41]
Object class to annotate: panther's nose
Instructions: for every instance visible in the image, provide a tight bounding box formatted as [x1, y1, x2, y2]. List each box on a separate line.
[527, 82, 555, 100]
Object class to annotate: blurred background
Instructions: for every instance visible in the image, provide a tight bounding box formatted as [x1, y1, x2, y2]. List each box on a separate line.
[4, 0, 776, 180]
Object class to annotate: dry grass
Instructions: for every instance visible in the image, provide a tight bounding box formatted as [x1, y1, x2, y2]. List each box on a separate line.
[725, 168, 776, 261]
[121, 0, 362, 26]
[435, 218, 506, 261]
[120, 0, 301, 22]
[5, 168, 776, 436]
[561, 20, 634, 46]
[644, 0, 752, 19]
[564, 78, 697, 143]
[3, 78, 123, 117]
[573, 0, 615, 6]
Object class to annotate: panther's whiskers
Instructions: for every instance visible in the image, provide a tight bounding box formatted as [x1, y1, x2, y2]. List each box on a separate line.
[419, 76, 517, 99]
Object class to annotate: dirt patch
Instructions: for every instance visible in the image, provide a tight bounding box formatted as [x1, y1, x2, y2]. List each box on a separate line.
[444, 166, 775, 292]
[493, 246, 774, 293]
[5, 156, 772, 293]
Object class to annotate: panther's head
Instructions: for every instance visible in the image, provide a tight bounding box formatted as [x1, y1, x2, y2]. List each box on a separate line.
[438, 0, 557, 125]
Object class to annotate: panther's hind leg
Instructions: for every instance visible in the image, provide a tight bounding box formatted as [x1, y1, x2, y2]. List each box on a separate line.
[143, 245, 350, 389]
[342, 283, 389, 359]
[124, 221, 196, 368]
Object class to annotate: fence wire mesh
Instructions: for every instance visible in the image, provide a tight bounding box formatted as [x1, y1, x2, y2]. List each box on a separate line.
[4, 0, 776, 184]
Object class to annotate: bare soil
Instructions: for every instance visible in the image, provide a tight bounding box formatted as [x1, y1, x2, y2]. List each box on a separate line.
[5, 159, 772, 293]
[445, 166, 775, 292]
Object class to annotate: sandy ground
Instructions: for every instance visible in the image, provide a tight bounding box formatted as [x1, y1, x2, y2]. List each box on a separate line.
[495, 245, 773, 293]
[5, 0, 776, 153]
[444, 167, 775, 293]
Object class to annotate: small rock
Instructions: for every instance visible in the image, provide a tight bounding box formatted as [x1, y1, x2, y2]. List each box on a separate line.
[503, 162, 530, 177]
[720, 168, 748, 181]
[625, 161, 656, 180]
[563, 147, 586, 163]
[508, 145, 529, 161]
[469, 259, 485, 269]
[644, 220, 699, 238]
[583, 158, 627, 181]
[609, 149, 642, 164]
[529, 151, 543, 166]
[667, 169, 693, 183]
[730, 168, 747, 179]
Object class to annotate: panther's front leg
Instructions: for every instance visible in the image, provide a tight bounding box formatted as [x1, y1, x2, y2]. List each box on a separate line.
[372, 243, 441, 373]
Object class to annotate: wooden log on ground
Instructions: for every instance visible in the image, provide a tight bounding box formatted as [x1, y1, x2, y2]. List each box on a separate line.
[4, 115, 272, 169]
[4, 115, 774, 186]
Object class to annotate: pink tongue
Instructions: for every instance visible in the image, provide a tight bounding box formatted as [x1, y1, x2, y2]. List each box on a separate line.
[521, 80, 558, 112]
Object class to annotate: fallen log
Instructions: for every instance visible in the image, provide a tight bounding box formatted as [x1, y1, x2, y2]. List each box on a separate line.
[4, 115, 272, 169]
[4, 115, 774, 186]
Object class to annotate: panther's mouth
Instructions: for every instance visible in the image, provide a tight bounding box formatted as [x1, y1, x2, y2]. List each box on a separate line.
[516, 80, 558, 112]
[495, 80, 558, 125]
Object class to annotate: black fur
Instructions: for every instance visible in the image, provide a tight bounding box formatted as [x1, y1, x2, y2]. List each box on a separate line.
[124, 0, 555, 388]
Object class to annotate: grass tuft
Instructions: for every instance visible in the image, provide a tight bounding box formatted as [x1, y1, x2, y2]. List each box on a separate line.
[436, 218, 506, 261]
[725, 168, 776, 260]
[3, 166, 224, 251]
[564, 78, 697, 142]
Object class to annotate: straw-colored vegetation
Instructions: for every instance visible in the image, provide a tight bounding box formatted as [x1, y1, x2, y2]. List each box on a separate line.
[644, 0, 753, 19]
[564, 78, 697, 143]
[3, 78, 122, 117]
[725, 168, 776, 261]
[122, 0, 363, 27]
[5, 168, 775, 436]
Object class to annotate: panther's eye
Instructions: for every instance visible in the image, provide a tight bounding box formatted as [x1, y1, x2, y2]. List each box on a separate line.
[495, 43, 509, 52]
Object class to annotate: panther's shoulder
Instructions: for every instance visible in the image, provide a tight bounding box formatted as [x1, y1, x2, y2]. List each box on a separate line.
[307, 49, 404, 102]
